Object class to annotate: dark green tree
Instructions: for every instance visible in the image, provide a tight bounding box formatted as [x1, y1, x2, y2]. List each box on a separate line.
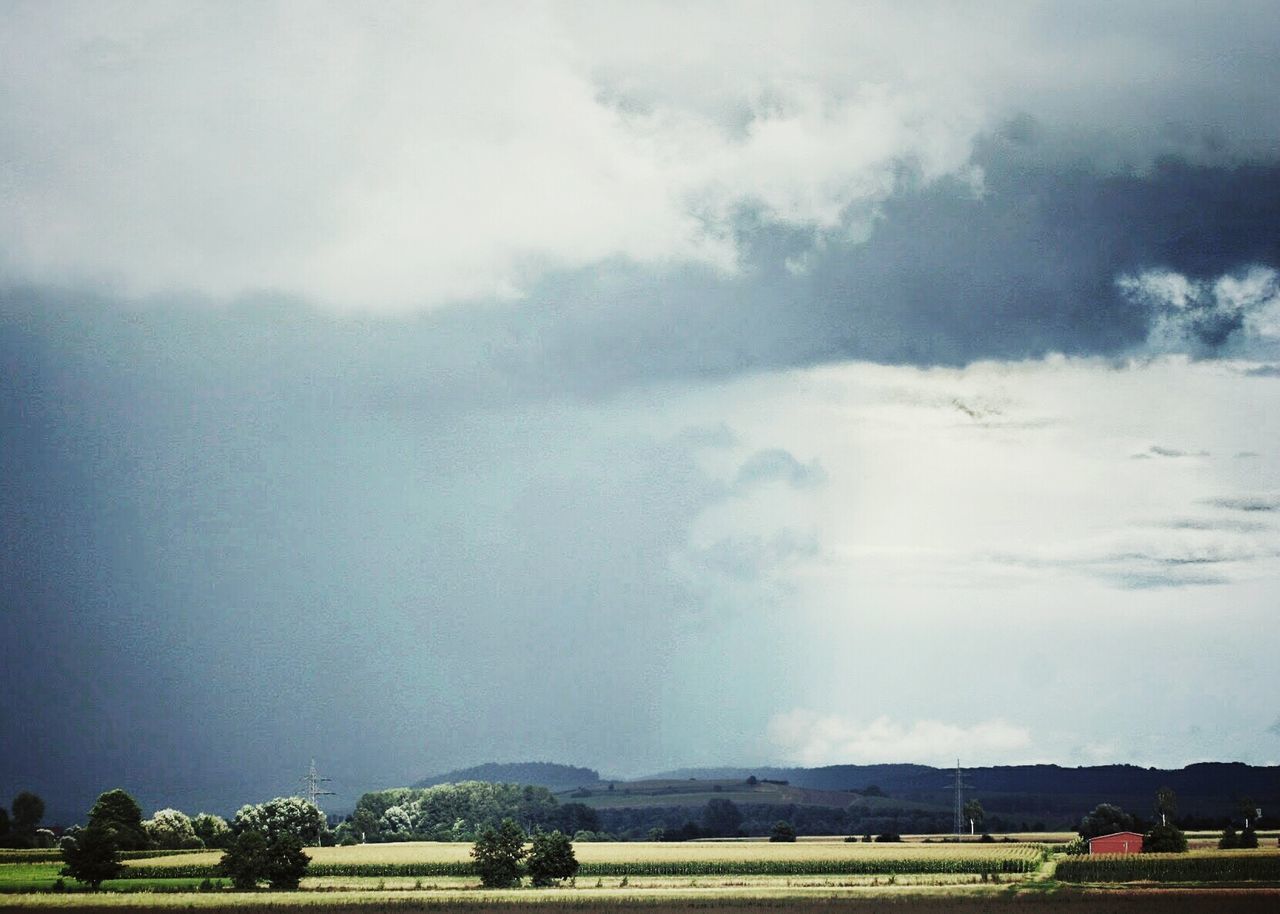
[264, 833, 311, 889]
[471, 818, 526, 887]
[1237, 796, 1258, 828]
[1078, 804, 1134, 840]
[1218, 826, 1240, 849]
[12, 792, 44, 835]
[89, 789, 150, 850]
[526, 829, 578, 886]
[1154, 786, 1177, 826]
[701, 799, 742, 838]
[1238, 826, 1259, 849]
[59, 820, 122, 890]
[1145, 824, 1187, 852]
[769, 820, 797, 842]
[220, 830, 270, 889]
[0, 807, 9, 841]
[219, 829, 311, 890]
[963, 799, 984, 835]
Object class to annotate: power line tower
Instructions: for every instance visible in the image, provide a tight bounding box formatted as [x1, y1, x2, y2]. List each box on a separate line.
[301, 759, 336, 810]
[944, 759, 974, 841]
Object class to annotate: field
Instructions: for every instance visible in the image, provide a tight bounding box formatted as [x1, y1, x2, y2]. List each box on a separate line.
[3, 839, 1279, 911]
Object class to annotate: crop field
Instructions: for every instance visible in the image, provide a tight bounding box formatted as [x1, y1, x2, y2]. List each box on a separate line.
[121, 840, 1044, 879]
[5, 841, 1280, 911]
[1057, 849, 1280, 883]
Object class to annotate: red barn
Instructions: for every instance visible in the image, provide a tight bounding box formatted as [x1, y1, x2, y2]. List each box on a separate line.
[1089, 831, 1144, 854]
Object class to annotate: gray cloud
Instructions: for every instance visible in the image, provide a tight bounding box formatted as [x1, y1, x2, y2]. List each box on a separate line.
[1204, 496, 1280, 512]
[1133, 445, 1210, 459]
[734, 449, 828, 492]
[1163, 518, 1269, 534]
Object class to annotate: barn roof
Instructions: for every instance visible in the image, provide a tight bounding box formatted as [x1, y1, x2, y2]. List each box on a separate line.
[1088, 831, 1144, 841]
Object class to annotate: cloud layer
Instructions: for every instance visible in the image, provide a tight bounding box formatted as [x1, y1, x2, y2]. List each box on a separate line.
[3, 2, 1280, 311]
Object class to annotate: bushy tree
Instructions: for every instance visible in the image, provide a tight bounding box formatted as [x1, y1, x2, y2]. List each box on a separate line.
[526, 829, 577, 886]
[1219, 826, 1240, 849]
[219, 829, 310, 890]
[233, 797, 324, 846]
[60, 820, 122, 889]
[192, 813, 232, 849]
[770, 820, 797, 842]
[1145, 824, 1187, 853]
[0, 807, 10, 841]
[471, 819, 526, 887]
[1238, 827, 1259, 849]
[1078, 804, 1134, 841]
[89, 789, 150, 850]
[145, 808, 201, 849]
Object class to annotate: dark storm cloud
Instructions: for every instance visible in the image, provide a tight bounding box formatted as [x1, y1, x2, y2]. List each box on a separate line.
[507, 152, 1280, 385]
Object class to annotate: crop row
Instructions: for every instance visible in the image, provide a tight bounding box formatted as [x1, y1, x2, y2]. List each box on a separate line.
[125, 855, 1039, 880]
[1057, 853, 1280, 883]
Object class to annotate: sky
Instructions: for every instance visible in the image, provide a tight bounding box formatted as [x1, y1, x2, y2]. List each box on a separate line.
[2, 1, 1280, 823]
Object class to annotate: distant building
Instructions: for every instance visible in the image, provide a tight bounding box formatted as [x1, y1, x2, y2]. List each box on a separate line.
[1089, 831, 1144, 854]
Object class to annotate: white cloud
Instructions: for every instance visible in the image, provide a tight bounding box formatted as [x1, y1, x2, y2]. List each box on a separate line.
[4, 2, 1279, 310]
[768, 711, 1032, 766]
[1119, 266, 1280, 356]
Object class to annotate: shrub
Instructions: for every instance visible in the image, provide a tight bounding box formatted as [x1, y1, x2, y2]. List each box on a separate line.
[1238, 827, 1259, 849]
[1219, 826, 1240, 849]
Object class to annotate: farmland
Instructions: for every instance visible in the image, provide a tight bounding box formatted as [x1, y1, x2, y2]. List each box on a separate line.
[4, 838, 1280, 912]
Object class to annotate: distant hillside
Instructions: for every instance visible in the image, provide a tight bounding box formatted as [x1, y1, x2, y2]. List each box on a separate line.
[649, 762, 1280, 824]
[413, 761, 600, 790]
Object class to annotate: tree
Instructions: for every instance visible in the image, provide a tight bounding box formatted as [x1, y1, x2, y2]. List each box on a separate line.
[471, 818, 526, 887]
[192, 813, 232, 849]
[701, 799, 742, 838]
[1154, 786, 1177, 827]
[526, 829, 578, 886]
[769, 820, 797, 842]
[220, 830, 270, 889]
[60, 820, 122, 889]
[219, 829, 310, 890]
[145, 808, 201, 849]
[89, 789, 150, 850]
[1218, 826, 1240, 849]
[1237, 796, 1257, 829]
[233, 797, 324, 846]
[963, 800, 984, 836]
[1238, 826, 1259, 849]
[11, 792, 44, 835]
[1078, 804, 1134, 841]
[0, 807, 9, 842]
[1145, 824, 1187, 853]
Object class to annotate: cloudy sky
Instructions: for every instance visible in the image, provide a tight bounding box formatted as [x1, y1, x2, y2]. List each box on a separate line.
[3, 1, 1280, 822]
